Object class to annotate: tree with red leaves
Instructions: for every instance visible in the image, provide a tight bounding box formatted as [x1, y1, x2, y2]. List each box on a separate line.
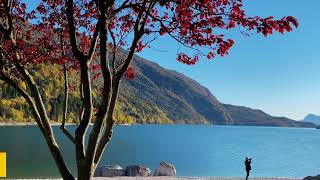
[0, 0, 298, 179]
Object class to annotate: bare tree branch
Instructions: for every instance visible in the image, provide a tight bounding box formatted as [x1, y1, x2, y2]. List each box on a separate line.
[65, 0, 94, 162]
[58, 29, 76, 144]
[0, 52, 75, 180]
[86, 0, 112, 170]
[88, 18, 101, 64]
[0, 6, 75, 178]
[108, 27, 117, 73]
[0, 75, 46, 133]
[94, 1, 157, 166]
[65, 0, 84, 60]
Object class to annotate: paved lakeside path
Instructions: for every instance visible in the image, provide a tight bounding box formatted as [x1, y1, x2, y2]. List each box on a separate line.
[8, 177, 302, 180]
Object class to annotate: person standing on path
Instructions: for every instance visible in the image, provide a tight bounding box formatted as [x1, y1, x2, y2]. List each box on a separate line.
[245, 157, 252, 180]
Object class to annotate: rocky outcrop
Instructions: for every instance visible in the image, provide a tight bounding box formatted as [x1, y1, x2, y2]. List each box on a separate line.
[303, 175, 320, 180]
[94, 165, 125, 177]
[125, 165, 152, 176]
[153, 162, 176, 176]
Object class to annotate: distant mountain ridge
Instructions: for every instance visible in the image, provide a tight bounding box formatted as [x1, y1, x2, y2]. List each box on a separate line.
[0, 49, 316, 127]
[224, 104, 313, 127]
[116, 54, 316, 127]
[303, 114, 320, 125]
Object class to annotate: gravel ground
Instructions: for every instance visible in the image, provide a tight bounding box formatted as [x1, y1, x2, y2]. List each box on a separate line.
[7, 177, 302, 180]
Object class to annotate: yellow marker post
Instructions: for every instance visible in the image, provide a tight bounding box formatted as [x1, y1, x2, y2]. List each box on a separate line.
[0, 152, 6, 177]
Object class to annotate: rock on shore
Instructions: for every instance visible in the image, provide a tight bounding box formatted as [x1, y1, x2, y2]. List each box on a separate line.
[94, 165, 125, 177]
[154, 162, 176, 176]
[125, 165, 152, 176]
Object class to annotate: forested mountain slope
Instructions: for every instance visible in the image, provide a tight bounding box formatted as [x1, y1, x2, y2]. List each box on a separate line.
[0, 54, 316, 127]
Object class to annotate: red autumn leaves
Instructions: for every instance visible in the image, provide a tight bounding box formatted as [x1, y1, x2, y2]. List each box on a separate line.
[258, 16, 299, 37]
[154, 0, 298, 65]
[0, 0, 298, 81]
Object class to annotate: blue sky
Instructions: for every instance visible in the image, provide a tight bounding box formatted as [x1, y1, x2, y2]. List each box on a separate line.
[25, 0, 319, 120]
[137, 0, 320, 120]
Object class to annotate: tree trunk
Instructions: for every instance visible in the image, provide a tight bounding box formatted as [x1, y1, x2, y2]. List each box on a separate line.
[75, 61, 93, 180]
[77, 163, 93, 180]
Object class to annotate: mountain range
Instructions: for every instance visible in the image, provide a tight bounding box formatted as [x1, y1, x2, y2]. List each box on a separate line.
[116, 54, 316, 127]
[303, 114, 320, 125]
[0, 45, 316, 127]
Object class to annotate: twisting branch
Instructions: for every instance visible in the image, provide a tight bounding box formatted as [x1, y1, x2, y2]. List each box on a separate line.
[65, 0, 84, 60]
[88, 18, 101, 64]
[85, 0, 112, 170]
[59, 28, 76, 144]
[108, 27, 117, 73]
[93, 78, 119, 165]
[13, 63, 76, 180]
[117, 1, 154, 75]
[61, 125, 76, 144]
[65, 0, 93, 162]
[110, 0, 159, 17]
[94, 1, 156, 166]
[0, 37, 75, 180]
[147, 13, 207, 56]
[0, 75, 46, 133]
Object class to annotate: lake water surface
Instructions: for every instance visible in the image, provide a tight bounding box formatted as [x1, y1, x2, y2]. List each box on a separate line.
[0, 125, 320, 178]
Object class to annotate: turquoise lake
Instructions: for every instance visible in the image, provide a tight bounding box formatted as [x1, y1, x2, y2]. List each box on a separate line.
[0, 125, 320, 178]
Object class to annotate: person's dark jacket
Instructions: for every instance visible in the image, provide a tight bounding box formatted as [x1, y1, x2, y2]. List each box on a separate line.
[245, 159, 251, 171]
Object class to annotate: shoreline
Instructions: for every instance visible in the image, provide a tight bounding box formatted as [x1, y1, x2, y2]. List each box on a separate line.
[0, 122, 316, 129]
[0, 122, 133, 127]
[5, 177, 303, 180]
[92, 178, 302, 180]
[0, 122, 69, 126]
